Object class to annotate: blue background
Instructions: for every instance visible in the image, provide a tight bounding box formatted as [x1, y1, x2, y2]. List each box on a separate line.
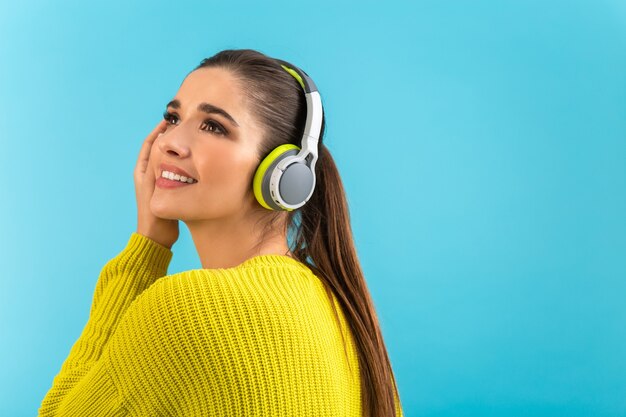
[1, 0, 625, 416]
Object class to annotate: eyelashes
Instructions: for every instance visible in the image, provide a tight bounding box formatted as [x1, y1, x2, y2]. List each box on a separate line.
[162, 110, 229, 137]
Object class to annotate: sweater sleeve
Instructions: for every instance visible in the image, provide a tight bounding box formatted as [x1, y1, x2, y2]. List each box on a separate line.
[38, 232, 173, 417]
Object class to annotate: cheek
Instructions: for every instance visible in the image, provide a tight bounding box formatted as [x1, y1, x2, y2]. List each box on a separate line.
[198, 151, 258, 192]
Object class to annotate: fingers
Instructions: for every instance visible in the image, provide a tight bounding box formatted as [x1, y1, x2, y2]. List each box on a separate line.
[136, 120, 168, 175]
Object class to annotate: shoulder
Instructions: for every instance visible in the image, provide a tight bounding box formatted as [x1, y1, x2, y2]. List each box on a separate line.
[158, 255, 329, 317]
[107, 254, 343, 360]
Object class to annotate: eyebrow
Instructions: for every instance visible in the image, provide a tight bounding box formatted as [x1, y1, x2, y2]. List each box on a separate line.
[166, 99, 240, 127]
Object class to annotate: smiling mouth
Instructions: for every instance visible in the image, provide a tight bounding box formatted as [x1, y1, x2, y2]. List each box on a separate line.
[159, 170, 198, 184]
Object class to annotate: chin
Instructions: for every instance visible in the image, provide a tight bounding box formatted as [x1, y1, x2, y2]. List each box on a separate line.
[149, 199, 184, 220]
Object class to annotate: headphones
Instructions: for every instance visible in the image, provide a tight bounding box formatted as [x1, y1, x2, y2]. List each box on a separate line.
[252, 59, 324, 211]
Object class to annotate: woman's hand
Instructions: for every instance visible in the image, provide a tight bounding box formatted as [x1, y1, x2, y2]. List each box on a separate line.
[134, 119, 179, 250]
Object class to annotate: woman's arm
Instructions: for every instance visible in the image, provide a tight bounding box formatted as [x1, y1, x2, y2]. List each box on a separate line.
[38, 232, 172, 417]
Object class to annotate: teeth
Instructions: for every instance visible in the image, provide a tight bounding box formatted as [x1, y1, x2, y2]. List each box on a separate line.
[161, 170, 197, 183]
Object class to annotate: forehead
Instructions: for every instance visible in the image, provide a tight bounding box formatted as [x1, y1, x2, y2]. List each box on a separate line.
[176, 67, 243, 113]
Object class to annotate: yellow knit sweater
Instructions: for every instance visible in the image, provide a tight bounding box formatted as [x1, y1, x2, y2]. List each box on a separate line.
[38, 232, 403, 416]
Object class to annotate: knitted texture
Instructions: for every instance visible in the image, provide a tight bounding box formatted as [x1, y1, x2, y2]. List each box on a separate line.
[38, 232, 403, 416]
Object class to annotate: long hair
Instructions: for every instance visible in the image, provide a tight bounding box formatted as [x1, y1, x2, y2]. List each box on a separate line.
[193, 49, 402, 417]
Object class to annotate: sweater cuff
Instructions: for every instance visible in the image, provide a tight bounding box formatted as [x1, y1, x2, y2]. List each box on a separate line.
[124, 232, 173, 273]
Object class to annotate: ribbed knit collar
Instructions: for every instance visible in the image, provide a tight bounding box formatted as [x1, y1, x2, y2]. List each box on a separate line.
[175, 254, 313, 275]
[237, 254, 307, 270]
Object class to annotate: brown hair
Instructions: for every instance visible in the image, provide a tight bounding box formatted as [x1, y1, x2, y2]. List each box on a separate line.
[192, 49, 402, 417]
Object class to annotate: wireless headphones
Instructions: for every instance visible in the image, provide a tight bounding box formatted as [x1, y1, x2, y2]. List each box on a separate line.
[252, 59, 323, 211]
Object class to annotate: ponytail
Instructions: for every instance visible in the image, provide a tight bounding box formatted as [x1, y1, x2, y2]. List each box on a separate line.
[290, 143, 403, 417]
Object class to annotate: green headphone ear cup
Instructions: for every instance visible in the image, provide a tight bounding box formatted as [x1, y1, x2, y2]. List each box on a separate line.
[253, 143, 301, 210]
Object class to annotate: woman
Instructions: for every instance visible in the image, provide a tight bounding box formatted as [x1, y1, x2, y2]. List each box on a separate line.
[39, 49, 403, 417]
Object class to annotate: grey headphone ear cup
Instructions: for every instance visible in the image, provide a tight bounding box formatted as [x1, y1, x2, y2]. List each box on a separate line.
[279, 162, 314, 206]
[258, 149, 298, 210]
[259, 149, 315, 210]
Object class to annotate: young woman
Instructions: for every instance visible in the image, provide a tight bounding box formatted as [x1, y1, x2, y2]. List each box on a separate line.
[39, 49, 403, 417]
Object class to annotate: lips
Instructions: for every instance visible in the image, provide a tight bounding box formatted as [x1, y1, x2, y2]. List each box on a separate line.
[159, 163, 197, 181]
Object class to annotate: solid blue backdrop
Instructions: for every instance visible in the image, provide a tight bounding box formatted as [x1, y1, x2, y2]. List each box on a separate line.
[0, 0, 624, 416]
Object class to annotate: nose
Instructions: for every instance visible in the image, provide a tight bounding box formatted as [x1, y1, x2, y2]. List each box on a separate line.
[157, 128, 191, 158]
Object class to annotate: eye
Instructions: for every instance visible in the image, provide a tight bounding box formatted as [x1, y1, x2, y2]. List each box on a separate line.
[162, 110, 179, 125]
[201, 120, 228, 136]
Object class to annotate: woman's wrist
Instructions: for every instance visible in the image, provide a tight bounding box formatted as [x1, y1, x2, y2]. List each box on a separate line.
[135, 229, 174, 250]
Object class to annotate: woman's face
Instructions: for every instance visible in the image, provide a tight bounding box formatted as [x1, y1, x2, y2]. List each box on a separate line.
[150, 67, 265, 223]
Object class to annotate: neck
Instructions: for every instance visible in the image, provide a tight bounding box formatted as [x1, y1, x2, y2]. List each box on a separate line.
[185, 211, 291, 270]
